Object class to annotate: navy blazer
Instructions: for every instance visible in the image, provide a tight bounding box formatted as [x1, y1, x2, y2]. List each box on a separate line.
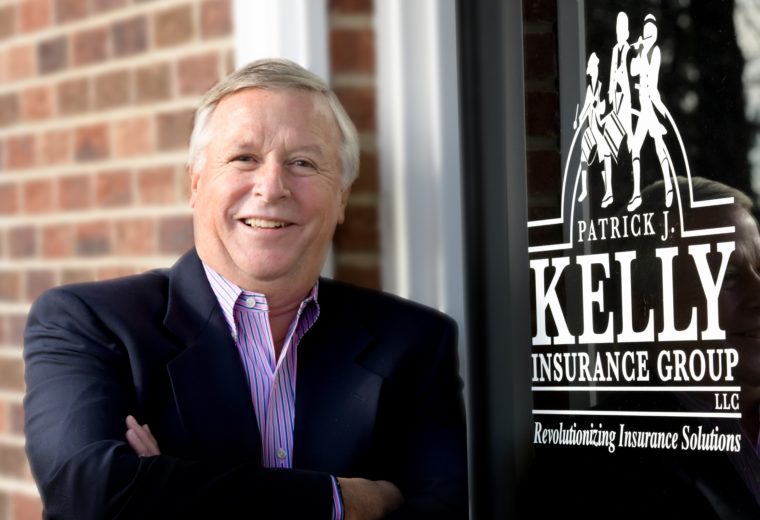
[24, 249, 468, 519]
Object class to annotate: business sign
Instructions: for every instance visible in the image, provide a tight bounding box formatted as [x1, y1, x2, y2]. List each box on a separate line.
[528, 2, 760, 515]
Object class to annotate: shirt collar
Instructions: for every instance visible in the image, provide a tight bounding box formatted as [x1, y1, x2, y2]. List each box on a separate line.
[202, 263, 319, 337]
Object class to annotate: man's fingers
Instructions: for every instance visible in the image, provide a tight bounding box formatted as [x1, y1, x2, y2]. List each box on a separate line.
[125, 415, 161, 456]
[338, 477, 405, 520]
[126, 428, 149, 456]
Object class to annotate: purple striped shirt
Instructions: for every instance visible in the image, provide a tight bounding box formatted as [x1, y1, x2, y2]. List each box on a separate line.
[203, 265, 343, 519]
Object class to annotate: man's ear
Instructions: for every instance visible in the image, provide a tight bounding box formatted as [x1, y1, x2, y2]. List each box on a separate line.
[188, 166, 200, 208]
[337, 184, 352, 225]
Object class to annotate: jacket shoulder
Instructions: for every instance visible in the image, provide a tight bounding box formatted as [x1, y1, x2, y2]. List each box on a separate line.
[319, 278, 457, 335]
[31, 269, 170, 319]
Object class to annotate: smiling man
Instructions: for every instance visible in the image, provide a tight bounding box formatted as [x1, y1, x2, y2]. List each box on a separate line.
[23, 59, 468, 520]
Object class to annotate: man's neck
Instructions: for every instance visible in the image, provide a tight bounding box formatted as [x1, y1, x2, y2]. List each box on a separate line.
[268, 299, 304, 359]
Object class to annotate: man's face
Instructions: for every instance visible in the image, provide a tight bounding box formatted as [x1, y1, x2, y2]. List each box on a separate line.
[190, 87, 349, 293]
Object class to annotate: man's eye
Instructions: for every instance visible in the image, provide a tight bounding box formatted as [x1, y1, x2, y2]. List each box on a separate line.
[233, 155, 255, 163]
[292, 159, 316, 169]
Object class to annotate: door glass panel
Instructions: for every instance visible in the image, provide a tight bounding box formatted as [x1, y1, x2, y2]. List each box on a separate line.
[528, 2, 760, 517]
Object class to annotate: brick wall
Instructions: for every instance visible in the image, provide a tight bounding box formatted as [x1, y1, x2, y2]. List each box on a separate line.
[0, 0, 234, 517]
[523, 0, 561, 240]
[0, 0, 382, 517]
[329, 0, 380, 290]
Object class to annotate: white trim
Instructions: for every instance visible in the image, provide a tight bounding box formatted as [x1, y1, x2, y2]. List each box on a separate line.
[232, 0, 328, 80]
[375, 0, 466, 325]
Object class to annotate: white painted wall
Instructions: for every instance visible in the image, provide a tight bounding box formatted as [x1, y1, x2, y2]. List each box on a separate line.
[375, 0, 466, 333]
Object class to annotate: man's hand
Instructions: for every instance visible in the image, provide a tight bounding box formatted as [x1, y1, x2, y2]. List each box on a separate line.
[125, 415, 160, 457]
[338, 477, 404, 520]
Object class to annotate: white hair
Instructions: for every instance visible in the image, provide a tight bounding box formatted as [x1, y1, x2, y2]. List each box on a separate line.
[188, 58, 360, 188]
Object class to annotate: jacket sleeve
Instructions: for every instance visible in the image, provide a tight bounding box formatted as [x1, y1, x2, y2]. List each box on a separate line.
[382, 317, 470, 520]
[23, 287, 334, 520]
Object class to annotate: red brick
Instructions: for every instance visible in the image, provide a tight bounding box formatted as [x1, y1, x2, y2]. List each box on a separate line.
[11, 493, 42, 520]
[0, 272, 22, 301]
[0, 400, 6, 433]
[56, 0, 88, 23]
[9, 227, 36, 259]
[6, 135, 36, 170]
[8, 403, 24, 435]
[523, 0, 555, 22]
[158, 216, 193, 254]
[330, 29, 374, 73]
[41, 129, 72, 165]
[38, 35, 67, 74]
[73, 27, 108, 67]
[0, 94, 20, 127]
[201, 0, 231, 39]
[334, 263, 379, 290]
[178, 165, 191, 200]
[92, 0, 126, 13]
[352, 150, 377, 193]
[58, 77, 90, 115]
[43, 224, 73, 258]
[524, 32, 556, 82]
[136, 62, 171, 103]
[0, 443, 26, 479]
[114, 218, 154, 254]
[178, 52, 219, 96]
[111, 16, 147, 57]
[59, 175, 91, 210]
[113, 117, 152, 158]
[329, 0, 372, 12]
[527, 150, 560, 194]
[137, 166, 176, 204]
[225, 49, 235, 75]
[21, 85, 52, 121]
[0, 185, 19, 215]
[74, 123, 109, 161]
[95, 169, 132, 207]
[26, 269, 55, 302]
[5, 315, 26, 346]
[94, 69, 130, 109]
[23, 179, 55, 214]
[61, 268, 95, 284]
[334, 86, 375, 131]
[6, 44, 35, 81]
[154, 5, 194, 48]
[525, 91, 559, 137]
[333, 204, 378, 251]
[97, 266, 136, 280]
[20, 0, 52, 32]
[8, 402, 23, 436]
[156, 109, 194, 151]
[75, 221, 110, 256]
[0, 5, 17, 40]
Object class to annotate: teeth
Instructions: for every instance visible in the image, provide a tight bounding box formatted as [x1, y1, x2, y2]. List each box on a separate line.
[244, 218, 287, 229]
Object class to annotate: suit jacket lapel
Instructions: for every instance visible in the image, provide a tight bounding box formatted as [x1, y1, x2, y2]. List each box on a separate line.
[293, 279, 383, 476]
[163, 249, 262, 462]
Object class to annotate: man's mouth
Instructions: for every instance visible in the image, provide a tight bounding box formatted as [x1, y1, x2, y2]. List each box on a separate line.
[242, 218, 290, 229]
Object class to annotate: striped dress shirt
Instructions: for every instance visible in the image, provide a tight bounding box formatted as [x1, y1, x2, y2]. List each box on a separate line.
[203, 265, 343, 519]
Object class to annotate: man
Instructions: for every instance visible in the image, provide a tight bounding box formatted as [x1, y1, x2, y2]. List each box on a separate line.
[24, 58, 468, 519]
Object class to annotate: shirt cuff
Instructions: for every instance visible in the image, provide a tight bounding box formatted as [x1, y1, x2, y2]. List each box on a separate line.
[331, 476, 345, 520]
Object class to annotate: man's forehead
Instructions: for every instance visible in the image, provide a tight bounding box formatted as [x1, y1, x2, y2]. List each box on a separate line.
[209, 87, 335, 132]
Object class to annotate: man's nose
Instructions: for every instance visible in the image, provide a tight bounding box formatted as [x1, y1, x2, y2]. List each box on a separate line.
[253, 160, 290, 202]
